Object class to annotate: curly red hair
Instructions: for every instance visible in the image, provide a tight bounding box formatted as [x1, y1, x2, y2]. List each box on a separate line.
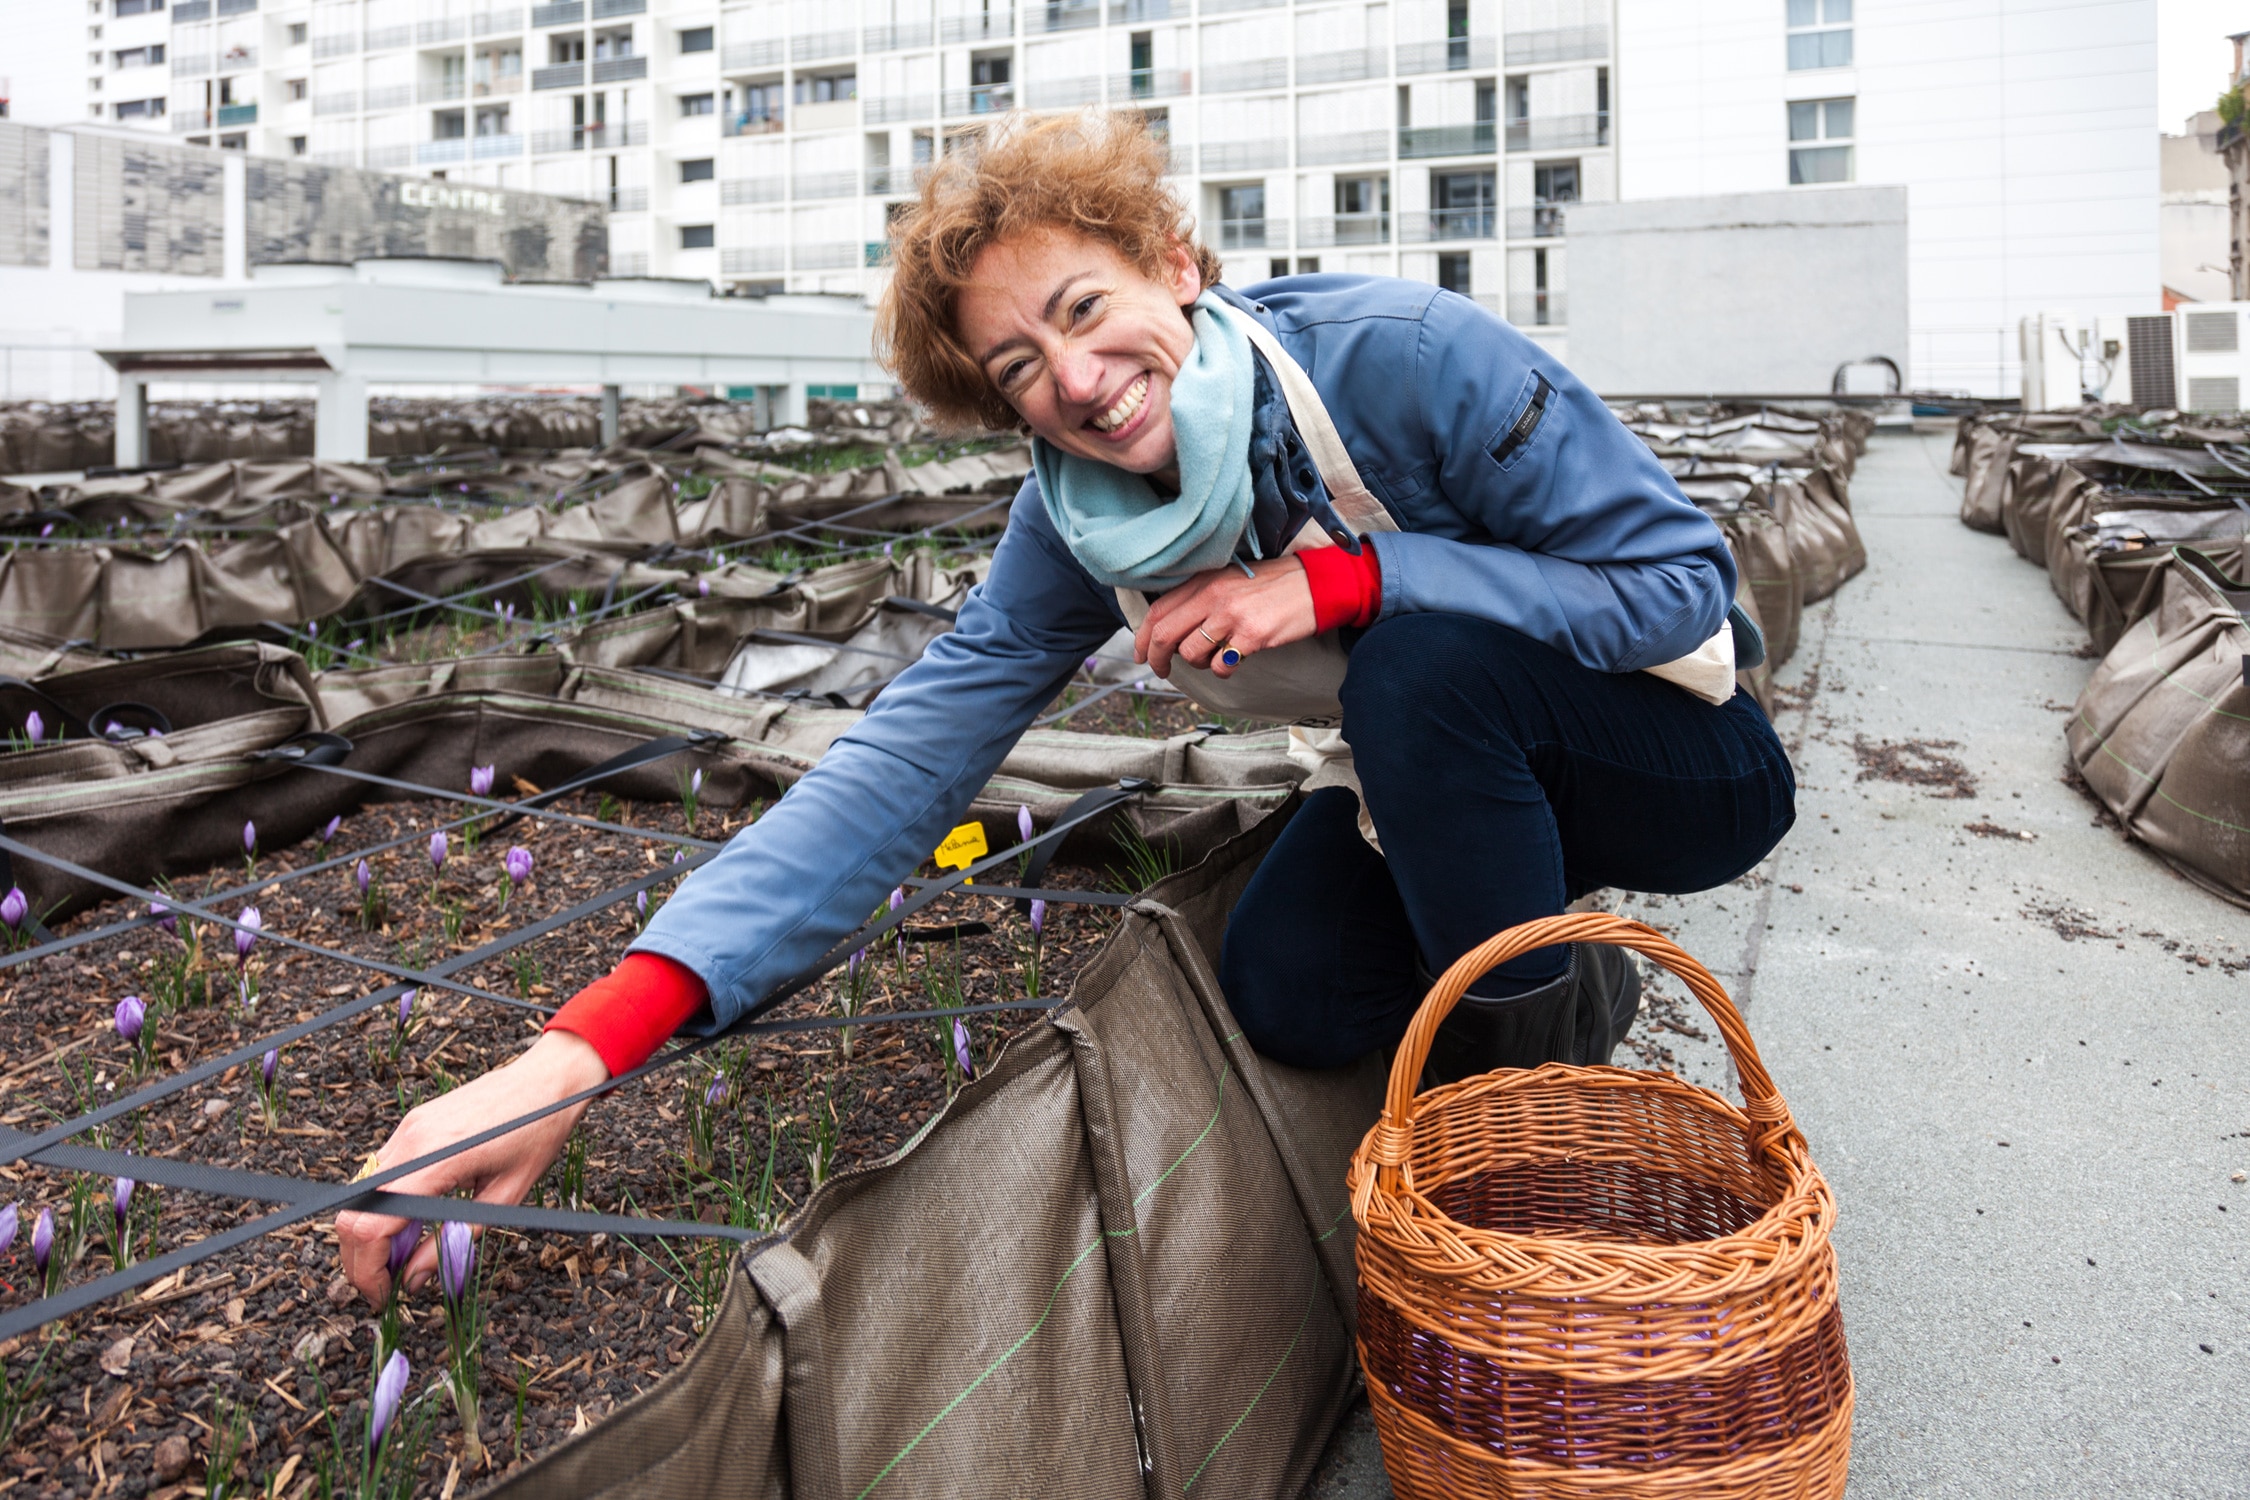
[875, 112, 1223, 432]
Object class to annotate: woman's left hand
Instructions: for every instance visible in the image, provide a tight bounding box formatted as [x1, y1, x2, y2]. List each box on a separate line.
[1137, 556, 1315, 679]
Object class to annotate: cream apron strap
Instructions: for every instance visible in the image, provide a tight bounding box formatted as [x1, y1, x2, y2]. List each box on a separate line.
[1207, 301, 1398, 538]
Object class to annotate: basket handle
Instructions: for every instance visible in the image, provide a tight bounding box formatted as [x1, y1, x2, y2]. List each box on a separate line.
[1370, 913, 1799, 1195]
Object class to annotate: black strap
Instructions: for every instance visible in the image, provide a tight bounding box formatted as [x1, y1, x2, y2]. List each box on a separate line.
[1014, 779, 1149, 917]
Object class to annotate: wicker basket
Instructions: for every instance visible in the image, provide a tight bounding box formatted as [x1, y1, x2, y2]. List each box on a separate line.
[1347, 913, 1852, 1499]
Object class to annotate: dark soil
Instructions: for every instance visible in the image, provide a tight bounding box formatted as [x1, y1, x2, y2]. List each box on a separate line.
[1851, 735, 1979, 799]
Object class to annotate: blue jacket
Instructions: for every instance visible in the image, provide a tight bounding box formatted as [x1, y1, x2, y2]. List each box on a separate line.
[635, 275, 1735, 1028]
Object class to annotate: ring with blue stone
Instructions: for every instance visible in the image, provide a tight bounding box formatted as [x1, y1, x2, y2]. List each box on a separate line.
[1218, 646, 1243, 668]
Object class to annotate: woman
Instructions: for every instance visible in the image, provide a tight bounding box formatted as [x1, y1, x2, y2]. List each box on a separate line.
[337, 115, 1793, 1301]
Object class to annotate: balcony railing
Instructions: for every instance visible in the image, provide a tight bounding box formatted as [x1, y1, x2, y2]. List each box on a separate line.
[218, 46, 258, 71]
[796, 241, 860, 269]
[216, 101, 258, 126]
[939, 11, 1014, 43]
[368, 142, 412, 167]
[1396, 36, 1498, 74]
[1508, 291, 1563, 327]
[1216, 217, 1287, 250]
[1199, 0, 1281, 12]
[723, 40, 784, 70]
[417, 19, 466, 43]
[418, 138, 469, 164]
[530, 1, 584, 26]
[865, 22, 933, 50]
[474, 75, 524, 96]
[217, 0, 257, 14]
[610, 252, 649, 276]
[608, 184, 647, 212]
[1297, 47, 1385, 85]
[592, 0, 646, 15]
[532, 62, 583, 89]
[1504, 113, 1608, 151]
[1037, 0, 1101, 31]
[722, 246, 785, 274]
[721, 175, 786, 204]
[312, 34, 356, 58]
[793, 30, 856, 61]
[171, 0, 211, 20]
[474, 9, 526, 36]
[1026, 76, 1100, 108]
[794, 170, 859, 199]
[311, 149, 357, 166]
[725, 112, 786, 134]
[365, 24, 411, 48]
[365, 84, 412, 109]
[1112, 67, 1190, 100]
[1506, 203, 1566, 239]
[1400, 207, 1496, 241]
[1202, 138, 1286, 171]
[420, 79, 467, 102]
[531, 129, 579, 152]
[474, 132, 523, 157]
[865, 164, 919, 194]
[864, 95, 926, 123]
[1109, 0, 1175, 19]
[1505, 25, 1608, 65]
[171, 54, 212, 75]
[1203, 58, 1288, 93]
[171, 109, 210, 131]
[1298, 129, 1388, 165]
[591, 55, 647, 83]
[942, 84, 1014, 116]
[1298, 212, 1389, 246]
[1399, 120, 1495, 157]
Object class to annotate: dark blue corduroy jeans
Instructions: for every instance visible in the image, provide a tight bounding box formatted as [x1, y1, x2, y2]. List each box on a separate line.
[1218, 612, 1797, 1071]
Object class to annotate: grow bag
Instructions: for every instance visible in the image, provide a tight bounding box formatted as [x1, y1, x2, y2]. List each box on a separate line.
[2049, 505, 2250, 656]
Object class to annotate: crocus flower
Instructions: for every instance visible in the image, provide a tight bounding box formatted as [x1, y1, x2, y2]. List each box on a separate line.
[428, 830, 448, 874]
[148, 899, 176, 936]
[504, 847, 533, 886]
[261, 1048, 279, 1088]
[387, 1220, 422, 1278]
[704, 1075, 730, 1109]
[369, 1350, 410, 1450]
[469, 764, 495, 797]
[30, 1207, 52, 1274]
[952, 1018, 976, 1082]
[696, 577, 711, 598]
[319, 815, 341, 845]
[242, 821, 257, 857]
[0, 1202, 16, 1256]
[1029, 899, 1046, 938]
[355, 858, 372, 898]
[672, 850, 685, 865]
[690, 768, 704, 797]
[233, 906, 261, 965]
[23, 711, 41, 743]
[114, 995, 144, 1043]
[113, 1175, 133, 1233]
[1018, 806, 1036, 848]
[437, 1220, 474, 1303]
[634, 890, 647, 917]
[0, 888, 26, 929]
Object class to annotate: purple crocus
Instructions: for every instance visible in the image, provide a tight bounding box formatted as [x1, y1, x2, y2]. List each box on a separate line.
[0, 888, 26, 929]
[369, 1350, 410, 1451]
[428, 830, 448, 874]
[319, 815, 342, 845]
[0, 1202, 17, 1256]
[261, 1048, 279, 1088]
[242, 821, 257, 858]
[634, 890, 647, 917]
[437, 1220, 474, 1303]
[469, 764, 496, 798]
[952, 1017, 976, 1082]
[1029, 898, 1047, 938]
[696, 577, 711, 598]
[148, 899, 177, 936]
[504, 846, 533, 886]
[113, 1175, 133, 1234]
[355, 858, 372, 898]
[703, 1075, 730, 1109]
[387, 1220, 422, 1278]
[114, 995, 145, 1044]
[23, 711, 42, 744]
[398, 988, 417, 1027]
[30, 1207, 52, 1274]
[233, 906, 262, 966]
[690, 767, 704, 798]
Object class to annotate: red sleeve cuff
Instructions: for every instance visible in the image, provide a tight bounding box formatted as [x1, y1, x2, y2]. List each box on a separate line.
[545, 951, 708, 1078]
[1298, 542, 1384, 633]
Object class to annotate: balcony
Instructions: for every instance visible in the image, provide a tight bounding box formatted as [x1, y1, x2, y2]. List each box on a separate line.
[1200, 0, 1282, 11]
[725, 111, 786, 135]
[723, 246, 785, 275]
[589, 119, 648, 146]
[417, 18, 466, 43]
[218, 46, 257, 71]
[531, 128, 581, 152]
[864, 95, 926, 123]
[940, 10, 1013, 43]
[1298, 129, 1388, 165]
[532, 62, 583, 89]
[474, 9, 526, 36]
[1204, 58, 1288, 93]
[311, 149, 357, 165]
[864, 164, 918, 194]
[1026, 76, 1100, 108]
[368, 142, 412, 167]
[171, 0, 211, 19]
[942, 84, 1014, 116]
[312, 89, 358, 115]
[591, 55, 646, 83]
[216, 101, 258, 126]
[1504, 113, 1608, 151]
[312, 34, 357, 58]
[1202, 138, 1286, 171]
[1037, 0, 1101, 31]
[795, 169, 858, 199]
[1297, 47, 1386, 85]
[474, 75, 523, 97]
[723, 39, 784, 70]
[365, 25, 411, 49]
[1298, 212, 1389, 246]
[365, 83, 412, 108]
[1112, 67, 1190, 101]
[1508, 290, 1563, 327]
[530, 1, 583, 26]
[608, 184, 647, 211]
[796, 241, 859, 269]
[418, 138, 469, 164]
[1109, 0, 1175, 19]
[1506, 203, 1566, 239]
[865, 22, 932, 50]
[420, 79, 467, 102]
[171, 108, 211, 130]
[722, 175, 786, 203]
[1216, 217, 1287, 250]
[171, 54, 212, 75]
[1396, 36, 1497, 74]
[474, 132, 523, 157]
[217, 0, 257, 14]
[592, 0, 646, 14]
[1399, 120, 1495, 157]
[1400, 207, 1495, 241]
[1505, 25, 1608, 65]
[793, 30, 856, 61]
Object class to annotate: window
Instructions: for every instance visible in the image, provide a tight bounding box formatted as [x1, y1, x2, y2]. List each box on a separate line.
[1437, 251, 1471, 295]
[551, 35, 585, 63]
[593, 28, 634, 60]
[795, 71, 857, 104]
[1786, 0, 1852, 70]
[475, 104, 511, 135]
[1269, 257, 1289, 278]
[433, 108, 466, 139]
[1531, 160, 1576, 236]
[1475, 79, 1495, 122]
[1505, 74, 1528, 121]
[680, 92, 715, 116]
[113, 96, 164, 118]
[679, 156, 714, 181]
[679, 26, 713, 52]
[1296, 256, 1320, 274]
[113, 0, 162, 15]
[680, 224, 715, 249]
[287, 21, 306, 45]
[1128, 30, 1152, 96]
[1219, 183, 1265, 223]
[288, 134, 307, 155]
[739, 82, 782, 124]
[286, 77, 307, 100]
[1788, 96, 1853, 183]
[219, 132, 246, 149]
[112, 44, 164, 67]
[1430, 168, 1494, 237]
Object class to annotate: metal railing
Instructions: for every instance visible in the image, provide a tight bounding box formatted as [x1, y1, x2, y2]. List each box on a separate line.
[1109, 0, 1174, 19]
[170, 0, 211, 19]
[1297, 129, 1388, 165]
[864, 95, 926, 123]
[725, 112, 786, 134]
[474, 9, 527, 36]
[218, 46, 258, 71]
[1216, 217, 1287, 250]
[794, 170, 859, 199]
[217, 0, 257, 13]
[532, 62, 583, 89]
[1037, 0, 1101, 30]
[1506, 204, 1566, 239]
[420, 79, 468, 102]
[608, 184, 647, 212]
[1505, 25, 1608, 65]
[940, 10, 1014, 43]
[1026, 75, 1100, 108]
[723, 40, 784, 70]
[531, 129, 581, 152]
[1298, 212, 1389, 246]
[1112, 67, 1190, 100]
[530, 1, 584, 26]
[865, 22, 933, 50]
[367, 142, 413, 167]
[1471, 291, 1502, 316]
[942, 84, 1015, 116]
[1199, 0, 1281, 11]
[364, 24, 411, 48]
[473, 132, 524, 157]
[796, 241, 860, 269]
[1203, 57, 1288, 93]
[417, 18, 467, 43]
[721, 175, 786, 204]
[1201, 139, 1286, 171]
[1399, 120, 1495, 157]
[170, 109, 210, 131]
[793, 30, 856, 61]
[171, 54, 212, 75]
[609, 251, 649, 275]
[864, 164, 920, 194]
[1400, 207, 1496, 241]
[592, 55, 647, 83]
[592, 0, 645, 13]
[1508, 291, 1563, 327]
[1297, 47, 1386, 85]
[1505, 114, 1608, 151]
[364, 84, 412, 109]
[310, 149, 358, 166]
[723, 245, 785, 274]
[602, 120, 649, 147]
[1396, 36, 1497, 74]
[417, 138, 470, 165]
[312, 34, 357, 58]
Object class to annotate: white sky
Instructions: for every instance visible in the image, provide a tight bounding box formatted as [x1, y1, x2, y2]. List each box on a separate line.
[2162, 0, 2250, 133]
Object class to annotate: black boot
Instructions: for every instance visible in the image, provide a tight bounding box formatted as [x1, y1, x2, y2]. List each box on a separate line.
[1416, 944, 1643, 1089]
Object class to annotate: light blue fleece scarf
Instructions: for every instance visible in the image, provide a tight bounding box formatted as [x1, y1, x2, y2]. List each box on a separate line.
[1031, 293, 1257, 593]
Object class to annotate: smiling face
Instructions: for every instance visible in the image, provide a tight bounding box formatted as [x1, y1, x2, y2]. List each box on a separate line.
[953, 229, 1203, 476]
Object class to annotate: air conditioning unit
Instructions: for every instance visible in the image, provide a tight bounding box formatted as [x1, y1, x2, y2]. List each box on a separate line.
[2018, 311, 2131, 410]
[2172, 303, 2250, 414]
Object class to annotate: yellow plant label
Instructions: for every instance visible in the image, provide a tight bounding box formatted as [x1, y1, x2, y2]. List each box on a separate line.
[933, 821, 989, 882]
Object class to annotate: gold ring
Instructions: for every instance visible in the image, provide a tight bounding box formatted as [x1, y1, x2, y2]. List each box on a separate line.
[1197, 626, 1225, 649]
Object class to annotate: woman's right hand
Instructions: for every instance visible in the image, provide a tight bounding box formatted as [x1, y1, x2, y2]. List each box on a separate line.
[335, 1028, 610, 1305]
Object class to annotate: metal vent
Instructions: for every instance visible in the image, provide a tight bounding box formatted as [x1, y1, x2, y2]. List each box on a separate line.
[2126, 315, 2176, 409]
[2185, 310, 2240, 353]
[2187, 376, 2240, 414]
